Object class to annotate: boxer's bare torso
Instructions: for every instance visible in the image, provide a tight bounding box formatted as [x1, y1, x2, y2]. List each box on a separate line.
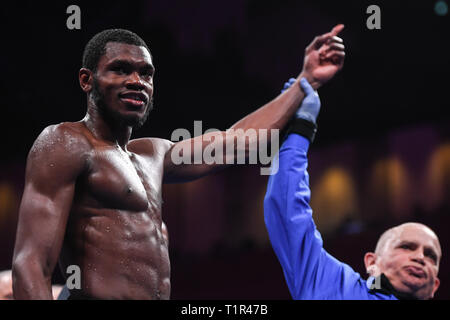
[48, 121, 172, 299]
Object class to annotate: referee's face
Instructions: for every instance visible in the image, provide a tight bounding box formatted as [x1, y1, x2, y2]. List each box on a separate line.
[378, 224, 441, 299]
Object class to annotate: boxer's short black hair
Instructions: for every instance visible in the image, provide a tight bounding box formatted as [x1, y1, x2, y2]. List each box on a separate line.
[82, 29, 151, 72]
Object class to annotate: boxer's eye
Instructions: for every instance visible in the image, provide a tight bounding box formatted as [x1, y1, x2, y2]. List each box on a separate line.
[140, 66, 154, 79]
[141, 70, 153, 78]
[113, 66, 128, 74]
[110, 61, 132, 75]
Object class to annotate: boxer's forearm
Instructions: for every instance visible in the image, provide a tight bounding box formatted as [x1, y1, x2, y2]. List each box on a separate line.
[223, 72, 309, 164]
[12, 261, 53, 300]
[163, 74, 308, 183]
[229, 72, 307, 134]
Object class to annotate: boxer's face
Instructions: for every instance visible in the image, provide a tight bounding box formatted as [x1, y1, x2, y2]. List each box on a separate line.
[91, 42, 154, 128]
[373, 224, 441, 299]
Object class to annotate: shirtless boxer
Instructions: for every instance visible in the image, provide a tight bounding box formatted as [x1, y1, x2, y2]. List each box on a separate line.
[12, 25, 345, 299]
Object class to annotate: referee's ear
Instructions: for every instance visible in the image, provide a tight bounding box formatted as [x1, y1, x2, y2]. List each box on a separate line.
[364, 252, 379, 276]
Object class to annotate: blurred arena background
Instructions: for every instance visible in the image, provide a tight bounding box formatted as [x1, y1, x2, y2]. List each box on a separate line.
[0, 0, 449, 299]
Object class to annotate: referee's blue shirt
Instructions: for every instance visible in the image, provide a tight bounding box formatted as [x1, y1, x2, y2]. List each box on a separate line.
[264, 134, 397, 300]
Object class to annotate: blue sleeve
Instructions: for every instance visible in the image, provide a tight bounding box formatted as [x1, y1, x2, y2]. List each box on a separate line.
[264, 134, 374, 300]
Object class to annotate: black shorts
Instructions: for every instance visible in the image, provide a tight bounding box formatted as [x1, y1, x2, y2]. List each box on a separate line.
[57, 285, 99, 300]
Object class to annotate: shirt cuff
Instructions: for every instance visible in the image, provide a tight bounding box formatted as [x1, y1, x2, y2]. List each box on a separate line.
[283, 133, 311, 152]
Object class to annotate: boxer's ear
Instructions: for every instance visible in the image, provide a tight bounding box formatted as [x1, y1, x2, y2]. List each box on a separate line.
[79, 68, 93, 93]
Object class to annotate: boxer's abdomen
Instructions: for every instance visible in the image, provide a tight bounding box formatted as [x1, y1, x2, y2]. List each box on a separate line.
[61, 208, 170, 299]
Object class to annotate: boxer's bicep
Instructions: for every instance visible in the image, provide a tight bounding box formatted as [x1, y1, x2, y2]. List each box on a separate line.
[13, 125, 86, 281]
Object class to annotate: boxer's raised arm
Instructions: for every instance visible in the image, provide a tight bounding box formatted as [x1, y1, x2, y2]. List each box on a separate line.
[163, 25, 345, 183]
[12, 124, 88, 299]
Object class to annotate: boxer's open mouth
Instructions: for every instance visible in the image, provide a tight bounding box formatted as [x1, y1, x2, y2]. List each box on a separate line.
[119, 92, 148, 107]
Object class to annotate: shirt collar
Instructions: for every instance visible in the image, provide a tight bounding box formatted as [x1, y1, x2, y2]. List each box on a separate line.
[367, 273, 418, 300]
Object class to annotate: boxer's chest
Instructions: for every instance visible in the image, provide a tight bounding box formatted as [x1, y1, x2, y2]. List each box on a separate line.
[85, 147, 163, 212]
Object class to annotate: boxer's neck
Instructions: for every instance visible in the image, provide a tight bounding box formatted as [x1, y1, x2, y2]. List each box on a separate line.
[83, 106, 132, 150]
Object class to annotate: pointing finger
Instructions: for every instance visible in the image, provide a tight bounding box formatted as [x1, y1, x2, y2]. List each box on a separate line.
[330, 24, 344, 36]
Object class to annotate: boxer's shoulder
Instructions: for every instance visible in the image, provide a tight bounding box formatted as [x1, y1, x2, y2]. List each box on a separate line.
[28, 122, 93, 170]
[128, 137, 173, 158]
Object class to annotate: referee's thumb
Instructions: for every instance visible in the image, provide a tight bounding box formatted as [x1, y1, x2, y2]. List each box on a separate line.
[299, 77, 314, 96]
